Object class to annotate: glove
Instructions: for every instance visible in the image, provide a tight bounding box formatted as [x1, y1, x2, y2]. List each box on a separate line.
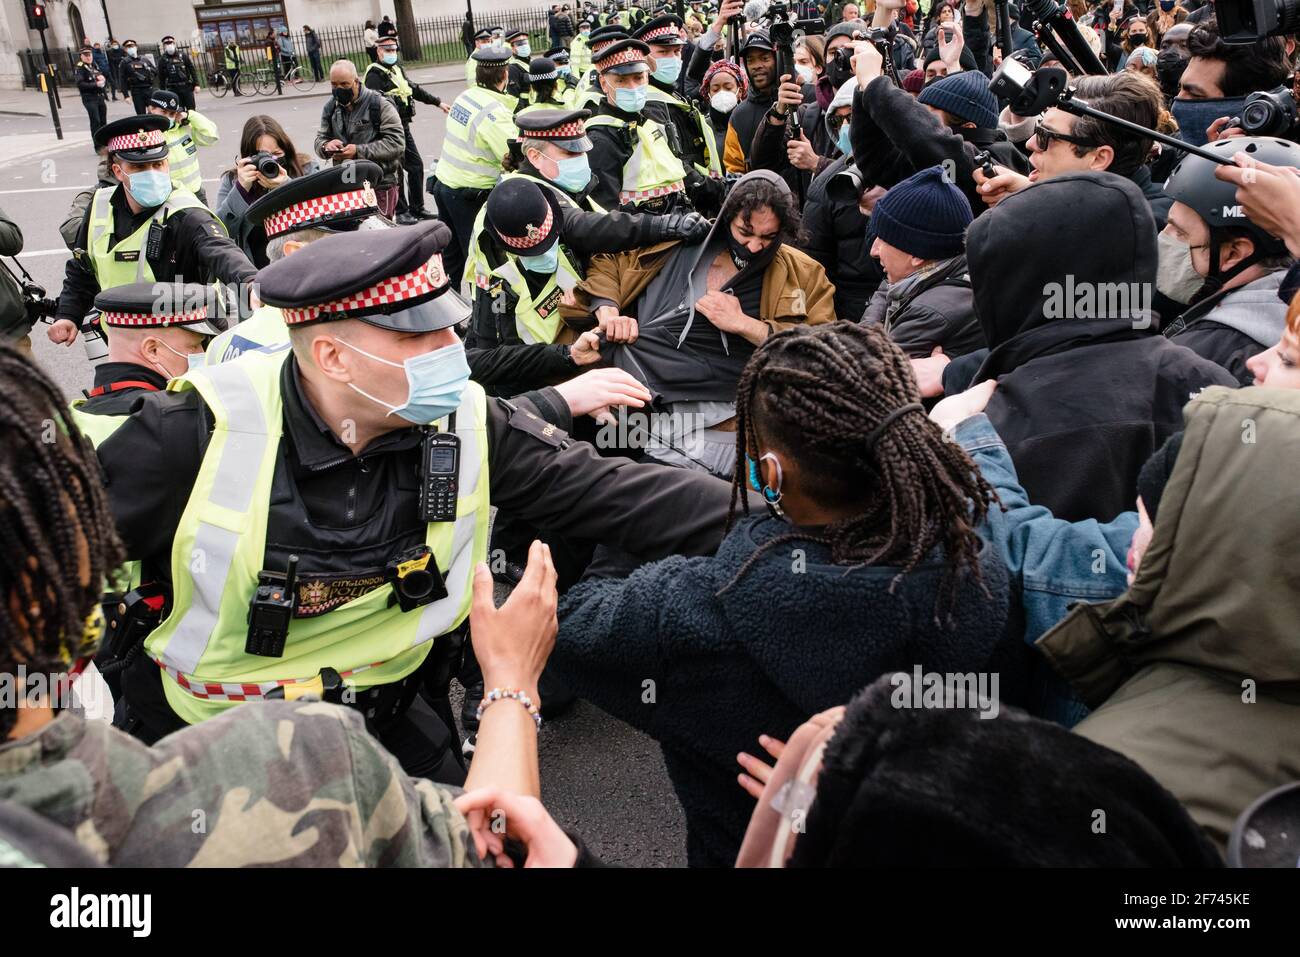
[650, 211, 711, 244]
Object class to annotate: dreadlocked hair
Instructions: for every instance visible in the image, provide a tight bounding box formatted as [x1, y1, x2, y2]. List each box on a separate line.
[719, 323, 997, 621]
[0, 346, 123, 739]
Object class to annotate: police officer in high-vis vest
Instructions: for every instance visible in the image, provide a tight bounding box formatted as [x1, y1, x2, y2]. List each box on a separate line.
[635, 15, 726, 217]
[516, 57, 569, 115]
[146, 90, 219, 208]
[570, 19, 594, 78]
[94, 220, 739, 779]
[545, 47, 581, 106]
[585, 39, 692, 214]
[205, 161, 390, 366]
[465, 28, 494, 85]
[504, 29, 533, 99]
[465, 167, 707, 397]
[48, 116, 256, 350]
[574, 24, 629, 109]
[433, 43, 518, 291]
[366, 36, 449, 225]
[69, 281, 222, 447]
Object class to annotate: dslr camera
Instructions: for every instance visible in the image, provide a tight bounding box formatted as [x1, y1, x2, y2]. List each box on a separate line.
[247, 150, 282, 178]
[1216, 0, 1300, 42]
[1229, 87, 1300, 139]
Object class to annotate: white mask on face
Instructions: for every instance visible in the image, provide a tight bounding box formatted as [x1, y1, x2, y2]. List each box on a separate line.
[710, 89, 738, 114]
[1155, 231, 1206, 306]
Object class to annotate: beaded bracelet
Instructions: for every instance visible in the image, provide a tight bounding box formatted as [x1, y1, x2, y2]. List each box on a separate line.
[476, 687, 542, 731]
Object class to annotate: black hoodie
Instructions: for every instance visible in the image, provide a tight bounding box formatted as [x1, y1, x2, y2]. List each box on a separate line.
[965, 171, 1237, 523]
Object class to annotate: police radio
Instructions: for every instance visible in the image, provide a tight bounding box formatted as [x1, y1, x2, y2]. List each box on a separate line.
[419, 425, 460, 523]
[246, 554, 299, 658]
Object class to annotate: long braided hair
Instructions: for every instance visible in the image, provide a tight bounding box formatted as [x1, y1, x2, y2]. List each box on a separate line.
[0, 346, 122, 738]
[720, 323, 996, 618]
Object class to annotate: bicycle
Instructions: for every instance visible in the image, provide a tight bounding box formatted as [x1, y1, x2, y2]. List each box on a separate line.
[245, 58, 316, 95]
[208, 69, 240, 97]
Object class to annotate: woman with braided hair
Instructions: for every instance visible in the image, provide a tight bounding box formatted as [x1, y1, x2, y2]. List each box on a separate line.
[552, 321, 1027, 867]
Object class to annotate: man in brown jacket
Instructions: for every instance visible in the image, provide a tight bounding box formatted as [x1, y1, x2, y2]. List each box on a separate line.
[1037, 385, 1300, 855]
[570, 170, 836, 474]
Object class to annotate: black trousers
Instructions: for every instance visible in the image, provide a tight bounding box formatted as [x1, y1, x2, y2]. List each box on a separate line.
[308, 51, 324, 81]
[129, 86, 151, 114]
[395, 123, 426, 216]
[82, 95, 107, 137]
[166, 83, 196, 111]
[226, 66, 241, 94]
[431, 180, 488, 289]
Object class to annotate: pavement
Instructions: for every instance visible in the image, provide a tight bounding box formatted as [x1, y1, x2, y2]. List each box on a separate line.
[3, 61, 690, 868]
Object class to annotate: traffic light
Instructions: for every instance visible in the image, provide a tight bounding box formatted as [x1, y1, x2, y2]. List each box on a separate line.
[26, 1, 49, 31]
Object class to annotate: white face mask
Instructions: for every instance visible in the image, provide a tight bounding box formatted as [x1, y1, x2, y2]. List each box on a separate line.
[710, 89, 739, 114]
[1155, 231, 1206, 306]
[153, 339, 203, 378]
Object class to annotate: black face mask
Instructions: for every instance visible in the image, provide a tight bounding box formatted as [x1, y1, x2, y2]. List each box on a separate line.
[1156, 49, 1188, 99]
[826, 50, 852, 88]
[333, 85, 355, 106]
[725, 227, 776, 271]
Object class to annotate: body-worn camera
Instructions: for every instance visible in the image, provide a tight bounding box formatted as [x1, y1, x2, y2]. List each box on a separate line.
[385, 545, 448, 612]
[1229, 88, 1299, 139]
[247, 150, 282, 178]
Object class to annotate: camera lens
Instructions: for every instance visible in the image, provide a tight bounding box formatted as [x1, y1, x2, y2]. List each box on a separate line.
[398, 569, 436, 601]
[1242, 100, 1276, 133]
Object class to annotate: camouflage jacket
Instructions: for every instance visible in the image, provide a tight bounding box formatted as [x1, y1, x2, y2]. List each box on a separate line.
[0, 700, 483, 867]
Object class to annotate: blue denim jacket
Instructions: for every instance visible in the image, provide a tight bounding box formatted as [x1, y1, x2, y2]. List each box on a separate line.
[955, 413, 1138, 726]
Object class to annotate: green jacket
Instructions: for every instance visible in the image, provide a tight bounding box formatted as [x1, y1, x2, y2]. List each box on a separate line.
[0, 700, 483, 867]
[0, 206, 26, 341]
[1038, 385, 1300, 854]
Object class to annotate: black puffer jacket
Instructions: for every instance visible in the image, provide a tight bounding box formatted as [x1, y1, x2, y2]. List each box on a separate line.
[800, 154, 883, 321]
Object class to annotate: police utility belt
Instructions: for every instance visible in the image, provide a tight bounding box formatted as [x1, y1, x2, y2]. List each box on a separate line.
[245, 422, 462, 659]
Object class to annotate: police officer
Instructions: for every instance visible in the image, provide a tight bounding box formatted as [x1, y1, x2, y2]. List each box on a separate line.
[585, 39, 693, 214]
[635, 14, 726, 216]
[48, 116, 256, 349]
[223, 38, 242, 96]
[465, 28, 494, 85]
[94, 220, 739, 780]
[205, 161, 389, 364]
[570, 19, 594, 78]
[74, 46, 109, 140]
[146, 90, 219, 207]
[366, 36, 449, 226]
[434, 42, 518, 288]
[504, 29, 533, 98]
[509, 109, 609, 212]
[546, 47, 581, 106]
[68, 281, 222, 446]
[158, 34, 200, 111]
[117, 40, 157, 116]
[465, 169, 708, 396]
[517, 57, 568, 114]
[575, 24, 630, 108]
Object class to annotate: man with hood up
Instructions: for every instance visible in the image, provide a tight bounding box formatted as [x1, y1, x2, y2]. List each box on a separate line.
[570, 170, 835, 476]
[1038, 385, 1300, 854]
[956, 171, 1236, 523]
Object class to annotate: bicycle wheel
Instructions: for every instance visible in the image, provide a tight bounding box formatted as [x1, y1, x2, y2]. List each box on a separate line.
[253, 70, 275, 95]
[210, 73, 228, 98]
[289, 67, 315, 93]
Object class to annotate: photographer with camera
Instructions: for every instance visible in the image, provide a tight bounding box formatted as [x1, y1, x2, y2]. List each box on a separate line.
[1158, 137, 1300, 385]
[216, 116, 321, 269]
[0, 208, 37, 353]
[1170, 19, 1289, 147]
[849, 34, 1028, 219]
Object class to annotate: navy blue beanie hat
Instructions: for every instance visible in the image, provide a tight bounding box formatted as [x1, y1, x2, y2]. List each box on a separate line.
[871, 165, 973, 262]
[918, 69, 1000, 130]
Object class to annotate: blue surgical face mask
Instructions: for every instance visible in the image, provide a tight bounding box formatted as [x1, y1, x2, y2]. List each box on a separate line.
[519, 244, 560, 274]
[156, 339, 204, 377]
[837, 121, 852, 157]
[336, 337, 471, 425]
[558, 64, 572, 76]
[653, 55, 682, 85]
[515, 42, 532, 58]
[381, 52, 398, 65]
[1170, 96, 1250, 147]
[614, 82, 648, 113]
[546, 152, 591, 192]
[126, 169, 172, 207]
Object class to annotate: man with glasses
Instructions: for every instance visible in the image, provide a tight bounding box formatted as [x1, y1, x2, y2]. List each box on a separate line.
[973, 71, 1170, 229]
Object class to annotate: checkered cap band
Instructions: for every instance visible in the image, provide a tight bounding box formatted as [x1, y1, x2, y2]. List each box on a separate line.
[642, 25, 680, 41]
[107, 128, 166, 152]
[596, 45, 647, 69]
[100, 306, 208, 327]
[262, 188, 378, 238]
[590, 37, 622, 53]
[529, 67, 559, 81]
[280, 254, 450, 325]
[520, 120, 586, 140]
[496, 204, 554, 250]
